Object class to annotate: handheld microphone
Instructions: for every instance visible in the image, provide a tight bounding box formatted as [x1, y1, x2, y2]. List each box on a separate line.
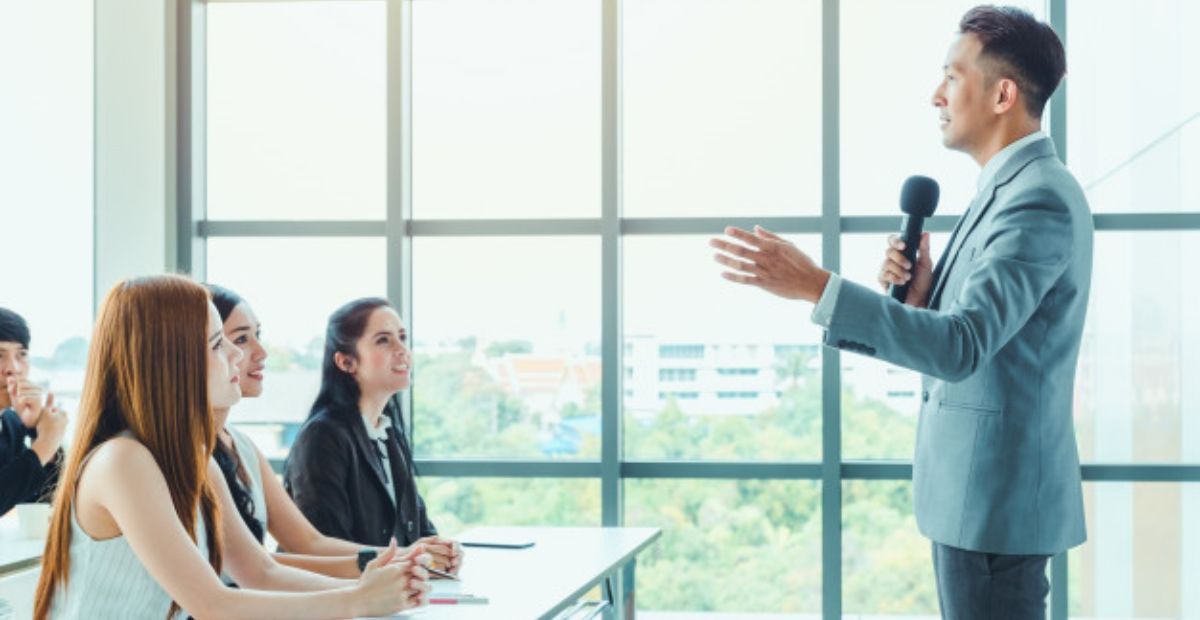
[890, 175, 940, 302]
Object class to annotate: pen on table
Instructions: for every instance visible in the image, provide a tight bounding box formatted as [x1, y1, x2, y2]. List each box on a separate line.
[425, 566, 459, 581]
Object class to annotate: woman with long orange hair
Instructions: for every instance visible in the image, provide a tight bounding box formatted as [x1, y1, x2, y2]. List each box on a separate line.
[34, 275, 429, 619]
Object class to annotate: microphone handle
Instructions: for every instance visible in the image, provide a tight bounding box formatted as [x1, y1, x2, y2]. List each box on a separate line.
[889, 214, 925, 302]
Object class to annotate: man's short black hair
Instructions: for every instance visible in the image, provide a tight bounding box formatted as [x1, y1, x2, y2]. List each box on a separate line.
[0, 308, 30, 348]
[959, 5, 1066, 119]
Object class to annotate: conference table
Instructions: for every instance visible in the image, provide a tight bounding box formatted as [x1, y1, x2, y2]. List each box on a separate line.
[0, 521, 660, 620]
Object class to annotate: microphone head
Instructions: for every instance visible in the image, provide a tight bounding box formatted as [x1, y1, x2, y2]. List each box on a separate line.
[900, 175, 940, 217]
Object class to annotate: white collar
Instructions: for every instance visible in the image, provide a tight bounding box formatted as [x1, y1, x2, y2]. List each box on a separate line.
[977, 129, 1047, 192]
[362, 413, 392, 442]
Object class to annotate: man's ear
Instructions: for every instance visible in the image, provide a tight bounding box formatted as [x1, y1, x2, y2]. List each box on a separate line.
[994, 78, 1021, 114]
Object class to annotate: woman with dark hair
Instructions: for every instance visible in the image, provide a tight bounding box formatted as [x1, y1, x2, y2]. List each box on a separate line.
[206, 284, 456, 578]
[284, 297, 462, 575]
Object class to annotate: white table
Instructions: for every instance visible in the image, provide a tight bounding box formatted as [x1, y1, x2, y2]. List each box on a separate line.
[0, 568, 37, 620]
[376, 526, 661, 620]
[0, 514, 43, 576]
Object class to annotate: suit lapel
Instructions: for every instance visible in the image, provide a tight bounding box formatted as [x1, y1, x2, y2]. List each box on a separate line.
[929, 188, 995, 308]
[928, 137, 1059, 309]
[928, 196, 974, 307]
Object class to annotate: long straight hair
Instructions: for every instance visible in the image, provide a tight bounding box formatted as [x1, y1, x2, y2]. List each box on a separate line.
[34, 275, 224, 619]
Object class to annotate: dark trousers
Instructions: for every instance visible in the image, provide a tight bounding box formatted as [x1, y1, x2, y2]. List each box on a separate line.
[932, 542, 1050, 620]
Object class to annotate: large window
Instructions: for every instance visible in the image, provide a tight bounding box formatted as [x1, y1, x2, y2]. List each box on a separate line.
[624, 236, 823, 462]
[0, 1, 93, 422]
[843, 481, 937, 616]
[196, 1, 1200, 618]
[410, 237, 601, 459]
[623, 0, 822, 217]
[419, 478, 601, 535]
[1067, 0, 1200, 214]
[412, 0, 600, 219]
[625, 479, 822, 614]
[1070, 483, 1200, 618]
[207, 1, 386, 221]
[1064, 4, 1200, 618]
[1074, 232, 1198, 465]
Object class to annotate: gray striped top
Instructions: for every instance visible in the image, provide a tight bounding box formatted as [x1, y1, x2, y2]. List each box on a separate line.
[49, 443, 210, 619]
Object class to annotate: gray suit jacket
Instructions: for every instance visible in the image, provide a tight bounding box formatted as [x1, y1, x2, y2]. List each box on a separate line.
[826, 137, 1091, 555]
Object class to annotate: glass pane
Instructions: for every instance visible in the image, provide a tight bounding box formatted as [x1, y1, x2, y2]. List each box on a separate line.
[840, 0, 1045, 216]
[838, 233, 949, 460]
[206, 237, 387, 458]
[207, 1, 385, 220]
[623, 0, 822, 217]
[0, 1, 93, 416]
[623, 236, 823, 461]
[1068, 0, 1200, 213]
[1075, 232, 1200, 464]
[1070, 482, 1200, 618]
[411, 237, 601, 460]
[417, 478, 600, 537]
[412, 0, 599, 219]
[843, 481, 938, 617]
[625, 479, 821, 614]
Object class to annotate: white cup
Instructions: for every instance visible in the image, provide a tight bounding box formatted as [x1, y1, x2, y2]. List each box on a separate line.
[15, 503, 51, 540]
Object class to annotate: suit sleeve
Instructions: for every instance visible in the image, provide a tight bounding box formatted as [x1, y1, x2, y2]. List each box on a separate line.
[284, 420, 357, 542]
[0, 449, 51, 516]
[824, 189, 1074, 382]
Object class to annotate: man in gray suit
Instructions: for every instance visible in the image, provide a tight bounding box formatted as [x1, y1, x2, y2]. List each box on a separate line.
[710, 6, 1089, 618]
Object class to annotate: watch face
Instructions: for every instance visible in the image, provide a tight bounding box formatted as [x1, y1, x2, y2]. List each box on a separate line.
[358, 548, 378, 571]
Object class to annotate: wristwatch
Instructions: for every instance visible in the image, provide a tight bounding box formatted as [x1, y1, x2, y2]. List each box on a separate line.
[357, 548, 378, 573]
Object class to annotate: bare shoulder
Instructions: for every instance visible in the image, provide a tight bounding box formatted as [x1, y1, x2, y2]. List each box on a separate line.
[77, 435, 171, 502]
[82, 435, 159, 480]
[75, 435, 167, 539]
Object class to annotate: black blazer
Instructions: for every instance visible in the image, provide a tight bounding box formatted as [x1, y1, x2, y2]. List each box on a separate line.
[283, 407, 436, 548]
[0, 408, 61, 516]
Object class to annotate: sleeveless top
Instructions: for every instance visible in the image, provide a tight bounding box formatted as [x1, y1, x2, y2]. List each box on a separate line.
[228, 426, 268, 534]
[50, 434, 209, 619]
[219, 427, 268, 585]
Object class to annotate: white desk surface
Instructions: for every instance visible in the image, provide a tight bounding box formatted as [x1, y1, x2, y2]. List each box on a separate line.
[0, 567, 37, 619]
[0, 514, 43, 577]
[365, 526, 661, 620]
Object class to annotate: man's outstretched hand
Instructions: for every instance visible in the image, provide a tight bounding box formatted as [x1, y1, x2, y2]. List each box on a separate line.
[710, 225, 831, 303]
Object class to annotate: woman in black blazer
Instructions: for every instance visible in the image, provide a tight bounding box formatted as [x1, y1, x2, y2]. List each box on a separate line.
[284, 297, 462, 574]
